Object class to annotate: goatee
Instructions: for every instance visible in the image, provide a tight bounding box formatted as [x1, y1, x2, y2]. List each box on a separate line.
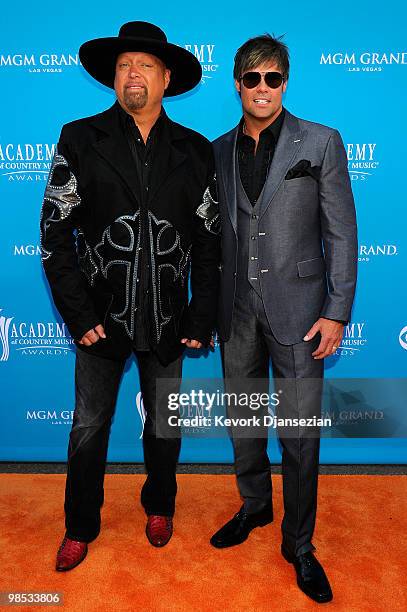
[124, 88, 148, 110]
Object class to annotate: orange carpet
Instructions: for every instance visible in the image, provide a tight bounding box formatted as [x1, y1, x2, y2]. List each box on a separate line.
[0, 474, 406, 611]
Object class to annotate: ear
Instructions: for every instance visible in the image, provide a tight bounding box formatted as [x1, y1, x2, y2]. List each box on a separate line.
[164, 68, 171, 90]
[234, 79, 241, 94]
[282, 79, 288, 94]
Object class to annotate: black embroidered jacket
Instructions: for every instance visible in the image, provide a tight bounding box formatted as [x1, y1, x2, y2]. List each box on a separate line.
[40, 103, 220, 364]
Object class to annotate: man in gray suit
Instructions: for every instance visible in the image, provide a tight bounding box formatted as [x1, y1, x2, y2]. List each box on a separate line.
[210, 34, 357, 603]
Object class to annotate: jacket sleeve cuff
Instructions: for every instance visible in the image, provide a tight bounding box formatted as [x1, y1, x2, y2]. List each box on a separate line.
[180, 313, 213, 346]
[66, 314, 102, 342]
[321, 316, 348, 325]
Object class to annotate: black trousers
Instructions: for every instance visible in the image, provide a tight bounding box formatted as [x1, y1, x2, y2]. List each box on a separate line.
[221, 287, 324, 558]
[64, 347, 182, 543]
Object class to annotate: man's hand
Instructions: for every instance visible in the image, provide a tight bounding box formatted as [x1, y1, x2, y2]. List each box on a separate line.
[180, 338, 203, 349]
[303, 318, 344, 359]
[78, 324, 106, 346]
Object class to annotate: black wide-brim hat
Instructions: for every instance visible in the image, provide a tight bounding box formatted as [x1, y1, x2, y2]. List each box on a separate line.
[79, 21, 202, 96]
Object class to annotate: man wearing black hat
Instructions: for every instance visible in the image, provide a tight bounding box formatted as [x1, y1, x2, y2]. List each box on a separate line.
[40, 21, 220, 571]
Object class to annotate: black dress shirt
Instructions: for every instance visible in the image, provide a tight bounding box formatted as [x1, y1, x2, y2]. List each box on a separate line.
[117, 102, 165, 350]
[237, 108, 285, 205]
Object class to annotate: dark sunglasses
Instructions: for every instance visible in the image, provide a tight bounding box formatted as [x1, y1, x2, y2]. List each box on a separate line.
[240, 71, 284, 89]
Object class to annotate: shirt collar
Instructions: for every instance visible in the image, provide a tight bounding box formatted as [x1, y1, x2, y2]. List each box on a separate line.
[238, 107, 286, 142]
[116, 100, 167, 137]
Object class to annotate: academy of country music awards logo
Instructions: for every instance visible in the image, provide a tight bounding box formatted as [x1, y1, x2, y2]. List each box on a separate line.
[346, 143, 378, 182]
[1, 139, 378, 185]
[0, 143, 55, 183]
[319, 51, 407, 72]
[0, 309, 74, 361]
[334, 322, 367, 357]
[329, 322, 407, 357]
[183, 44, 218, 82]
[0, 296, 364, 365]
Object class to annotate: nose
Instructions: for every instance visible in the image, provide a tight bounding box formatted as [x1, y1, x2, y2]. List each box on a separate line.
[129, 66, 142, 79]
[256, 76, 269, 91]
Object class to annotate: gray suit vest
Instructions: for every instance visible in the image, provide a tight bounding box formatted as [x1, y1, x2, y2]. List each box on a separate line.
[236, 166, 268, 298]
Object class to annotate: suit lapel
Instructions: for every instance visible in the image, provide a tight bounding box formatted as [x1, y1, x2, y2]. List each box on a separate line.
[91, 104, 142, 205]
[259, 111, 307, 217]
[219, 127, 239, 234]
[148, 118, 187, 202]
[90, 104, 187, 206]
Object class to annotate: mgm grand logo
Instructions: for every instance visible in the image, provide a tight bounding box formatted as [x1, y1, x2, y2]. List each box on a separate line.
[0, 53, 80, 73]
[26, 410, 74, 425]
[320, 51, 407, 72]
[359, 244, 398, 263]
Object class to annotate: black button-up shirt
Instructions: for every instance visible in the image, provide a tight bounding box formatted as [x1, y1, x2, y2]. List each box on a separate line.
[117, 102, 166, 350]
[237, 108, 285, 205]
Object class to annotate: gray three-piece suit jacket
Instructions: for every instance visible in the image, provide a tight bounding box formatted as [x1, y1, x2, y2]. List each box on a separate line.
[213, 109, 358, 345]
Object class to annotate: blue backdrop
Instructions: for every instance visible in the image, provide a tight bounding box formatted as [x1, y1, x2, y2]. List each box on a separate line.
[1, 0, 406, 463]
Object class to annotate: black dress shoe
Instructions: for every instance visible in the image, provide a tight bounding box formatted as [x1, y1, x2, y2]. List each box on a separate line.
[210, 506, 273, 548]
[281, 546, 333, 603]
